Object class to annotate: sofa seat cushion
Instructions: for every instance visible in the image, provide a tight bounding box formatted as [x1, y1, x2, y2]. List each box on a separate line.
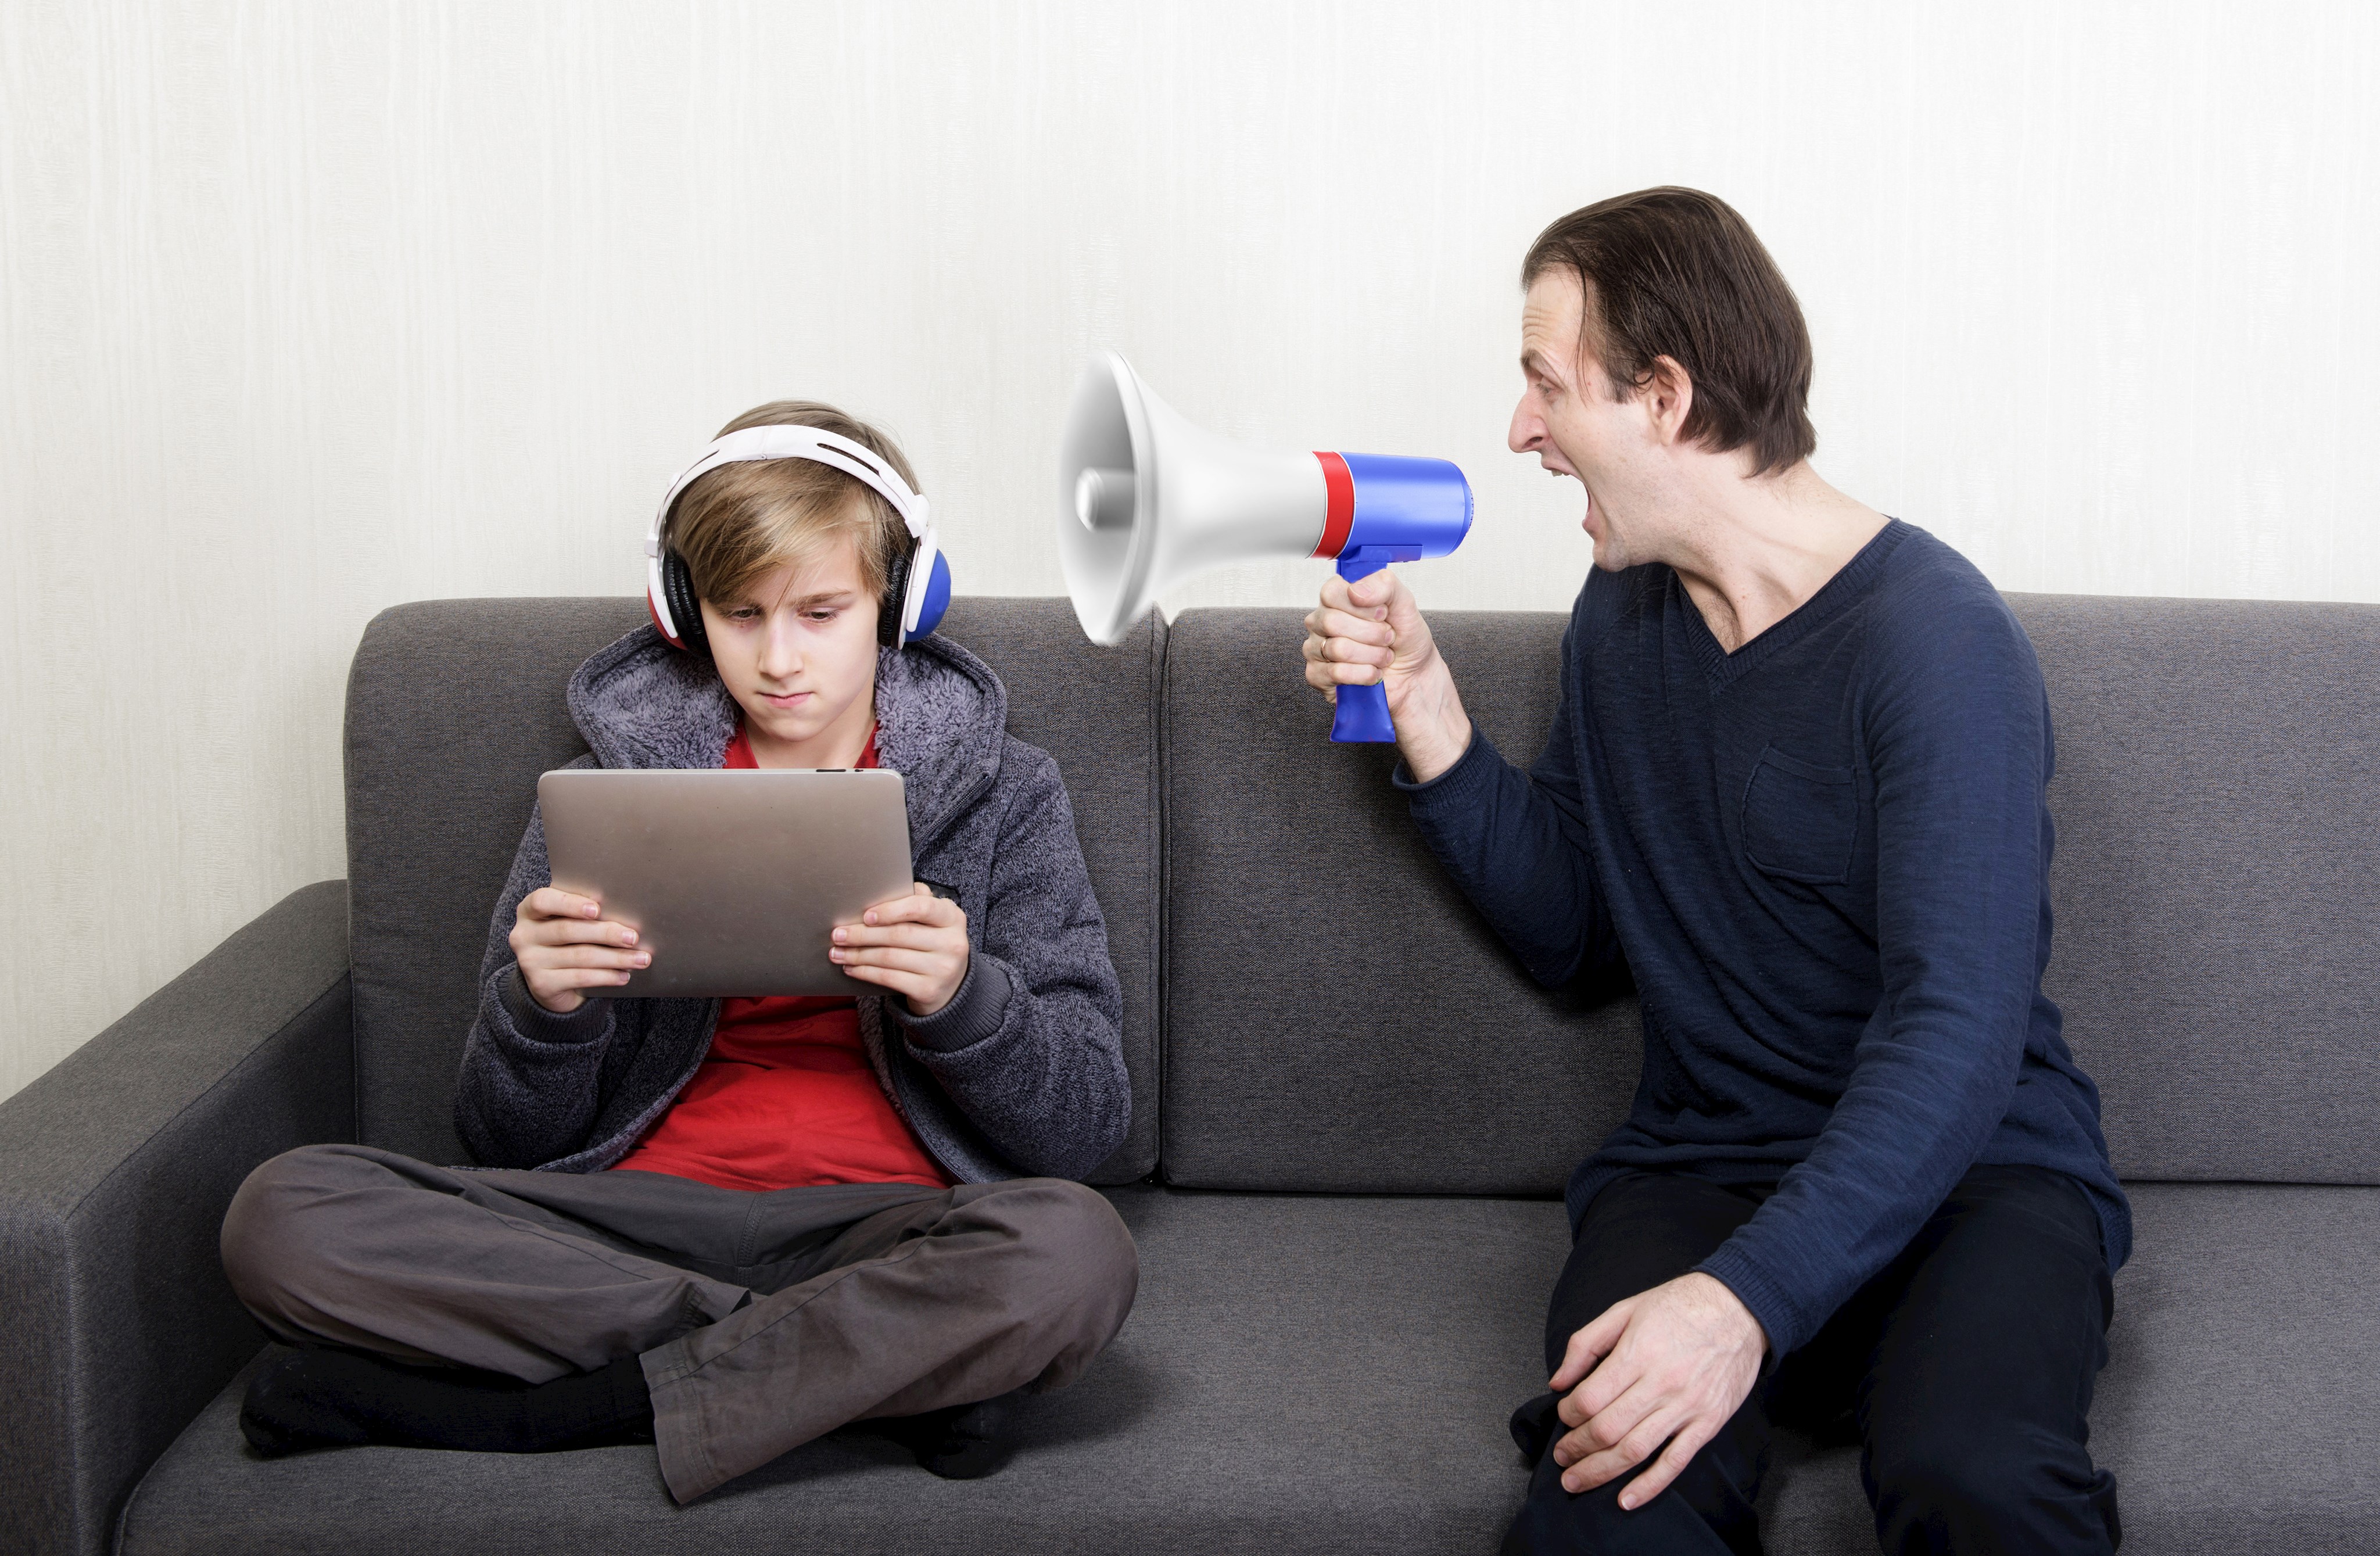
[118, 1184, 2378, 1555]
[1761, 1182, 2380, 1555]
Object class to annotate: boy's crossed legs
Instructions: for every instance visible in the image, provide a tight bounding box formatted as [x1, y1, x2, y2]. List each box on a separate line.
[220, 1143, 1137, 1502]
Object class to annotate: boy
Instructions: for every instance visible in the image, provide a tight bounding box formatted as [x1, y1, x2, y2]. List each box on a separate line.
[220, 401, 1137, 1504]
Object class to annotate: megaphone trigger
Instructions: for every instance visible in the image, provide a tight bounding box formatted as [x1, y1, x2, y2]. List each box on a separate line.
[1057, 352, 1473, 742]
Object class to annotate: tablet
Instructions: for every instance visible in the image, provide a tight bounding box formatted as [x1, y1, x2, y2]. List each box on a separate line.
[538, 767, 915, 998]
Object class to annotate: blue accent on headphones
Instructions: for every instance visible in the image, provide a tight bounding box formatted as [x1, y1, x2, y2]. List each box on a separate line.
[912, 549, 953, 641]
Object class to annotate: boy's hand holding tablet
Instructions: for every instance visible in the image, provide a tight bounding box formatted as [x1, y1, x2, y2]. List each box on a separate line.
[510, 886, 647, 1014]
[515, 880, 967, 1017]
[831, 882, 970, 1016]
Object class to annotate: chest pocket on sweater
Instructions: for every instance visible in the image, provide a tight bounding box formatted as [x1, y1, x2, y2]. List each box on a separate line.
[1740, 745, 1858, 884]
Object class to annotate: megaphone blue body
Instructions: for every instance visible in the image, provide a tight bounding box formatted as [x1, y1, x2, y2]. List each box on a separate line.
[1315, 451, 1473, 741]
[1058, 352, 1475, 743]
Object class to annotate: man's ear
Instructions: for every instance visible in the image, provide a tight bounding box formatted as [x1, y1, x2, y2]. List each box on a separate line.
[1640, 355, 1696, 447]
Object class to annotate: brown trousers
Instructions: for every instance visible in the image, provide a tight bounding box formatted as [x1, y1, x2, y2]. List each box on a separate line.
[219, 1143, 1138, 1502]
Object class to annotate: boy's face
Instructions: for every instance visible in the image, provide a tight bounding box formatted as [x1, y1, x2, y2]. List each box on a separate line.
[698, 530, 880, 752]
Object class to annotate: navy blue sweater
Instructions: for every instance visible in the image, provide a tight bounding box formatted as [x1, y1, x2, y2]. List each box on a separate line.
[1400, 521, 2128, 1357]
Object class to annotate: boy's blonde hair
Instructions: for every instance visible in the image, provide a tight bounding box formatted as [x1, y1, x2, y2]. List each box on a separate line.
[668, 401, 919, 608]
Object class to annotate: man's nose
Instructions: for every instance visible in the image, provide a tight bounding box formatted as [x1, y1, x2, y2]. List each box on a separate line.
[1509, 394, 1546, 455]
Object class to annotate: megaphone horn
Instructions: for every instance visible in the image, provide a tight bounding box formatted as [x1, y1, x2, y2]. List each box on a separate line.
[1057, 351, 1473, 743]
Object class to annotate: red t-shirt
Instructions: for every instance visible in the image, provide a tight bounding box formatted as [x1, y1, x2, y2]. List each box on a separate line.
[607, 722, 954, 1192]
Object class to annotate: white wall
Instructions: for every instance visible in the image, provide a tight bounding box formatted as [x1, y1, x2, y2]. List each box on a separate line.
[4, 0, 2375, 1101]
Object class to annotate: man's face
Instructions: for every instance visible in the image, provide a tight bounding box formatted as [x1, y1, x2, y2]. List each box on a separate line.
[697, 526, 880, 748]
[1508, 270, 1668, 572]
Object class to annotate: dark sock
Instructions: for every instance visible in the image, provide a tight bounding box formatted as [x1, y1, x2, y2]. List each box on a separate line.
[241, 1347, 654, 1457]
[881, 1389, 1024, 1480]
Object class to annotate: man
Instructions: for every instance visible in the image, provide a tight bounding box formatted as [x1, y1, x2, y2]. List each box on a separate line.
[1303, 189, 2128, 1554]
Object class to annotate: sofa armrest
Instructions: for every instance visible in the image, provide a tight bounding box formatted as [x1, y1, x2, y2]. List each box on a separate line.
[0, 880, 353, 1556]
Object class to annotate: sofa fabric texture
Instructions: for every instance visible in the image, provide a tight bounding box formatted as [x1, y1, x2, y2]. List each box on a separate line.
[115, 1184, 2380, 1556]
[0, 881, 353, 1556]
[2008, 594, 2380, 1182]
[2, 592, 2372, 1556]
[1162, 608, 1646, 1195]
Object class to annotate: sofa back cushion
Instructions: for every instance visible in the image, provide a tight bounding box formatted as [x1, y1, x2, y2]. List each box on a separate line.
[344, 597, 1164, 1182]
[2010, 594, 2380, 1182]
[1159, 598, 2380, 1193]
[1160, 609, 1644, 1195]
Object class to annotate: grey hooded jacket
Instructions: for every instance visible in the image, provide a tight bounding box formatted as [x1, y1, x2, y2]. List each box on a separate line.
[453, 625, 1131, 1183]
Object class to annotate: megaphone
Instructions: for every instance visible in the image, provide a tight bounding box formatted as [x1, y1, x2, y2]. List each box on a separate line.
[1058, 351, 1472, 743]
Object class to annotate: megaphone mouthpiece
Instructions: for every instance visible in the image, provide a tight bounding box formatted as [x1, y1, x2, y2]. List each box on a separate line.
[1074, 467, 1135, 532]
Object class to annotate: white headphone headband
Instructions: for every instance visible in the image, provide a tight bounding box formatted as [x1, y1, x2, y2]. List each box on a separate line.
[644, 424, 933, 562]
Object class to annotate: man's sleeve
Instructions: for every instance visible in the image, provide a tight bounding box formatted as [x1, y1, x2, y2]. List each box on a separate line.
[1696, 593, 2052, 1357]
[1395, 613, 1622, 989]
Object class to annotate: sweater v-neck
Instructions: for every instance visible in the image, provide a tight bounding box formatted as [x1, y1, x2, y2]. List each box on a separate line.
[1677, 519, 1909, 690]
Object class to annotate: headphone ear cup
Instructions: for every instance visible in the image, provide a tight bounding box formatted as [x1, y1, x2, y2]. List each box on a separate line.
[879, 545, 915, 648]
[662, 550, 708, 653]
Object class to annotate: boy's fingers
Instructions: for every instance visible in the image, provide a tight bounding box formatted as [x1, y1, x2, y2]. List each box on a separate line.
[832, 946, 942, 976]
[548, 967, 635, 990]
[859, 891, 957, 927]
[524, 887, 602, 921]
[836, 922, 953, 951]
[528, 967, 631, 1005]
[524, 918, 639, 948]
[837, 964, 924, 998]
[528, 945, 648, 971]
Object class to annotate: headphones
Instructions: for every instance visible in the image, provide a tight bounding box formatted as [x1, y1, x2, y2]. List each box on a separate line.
[644, 423, 954, 653]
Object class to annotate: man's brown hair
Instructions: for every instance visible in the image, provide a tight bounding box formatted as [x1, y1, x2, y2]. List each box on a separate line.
[1522, 187, 1816, 476]
[668, 401, 918, 607]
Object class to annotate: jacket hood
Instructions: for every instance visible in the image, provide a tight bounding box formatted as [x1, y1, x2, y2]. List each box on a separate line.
[565, 625, 1009, 854]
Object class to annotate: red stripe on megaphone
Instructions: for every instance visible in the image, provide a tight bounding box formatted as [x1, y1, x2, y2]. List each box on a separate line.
[1311, 451, 1356, 558]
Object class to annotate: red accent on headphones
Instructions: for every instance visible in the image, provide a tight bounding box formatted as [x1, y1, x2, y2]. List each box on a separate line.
[646, 592, 680, 649]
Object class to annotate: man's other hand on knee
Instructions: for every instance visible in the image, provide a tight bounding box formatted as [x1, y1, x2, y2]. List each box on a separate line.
[1546, 1272, 1768, 1509]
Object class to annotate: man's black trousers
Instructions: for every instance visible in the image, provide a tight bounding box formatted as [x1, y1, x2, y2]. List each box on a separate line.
[1501, 1164, 2121, 1554]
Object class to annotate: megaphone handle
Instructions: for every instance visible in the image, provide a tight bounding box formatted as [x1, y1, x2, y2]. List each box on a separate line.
[1329, 548, 1409, 744]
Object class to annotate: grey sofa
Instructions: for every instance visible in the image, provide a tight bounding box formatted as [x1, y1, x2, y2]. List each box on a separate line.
[3, 594, 2376, 1556]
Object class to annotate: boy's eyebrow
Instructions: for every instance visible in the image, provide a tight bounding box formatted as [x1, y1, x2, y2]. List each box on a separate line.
[775, 587, 859, 610]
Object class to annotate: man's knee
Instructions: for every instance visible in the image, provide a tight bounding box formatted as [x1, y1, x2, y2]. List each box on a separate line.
[1870, 1426, 2097, 1546]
